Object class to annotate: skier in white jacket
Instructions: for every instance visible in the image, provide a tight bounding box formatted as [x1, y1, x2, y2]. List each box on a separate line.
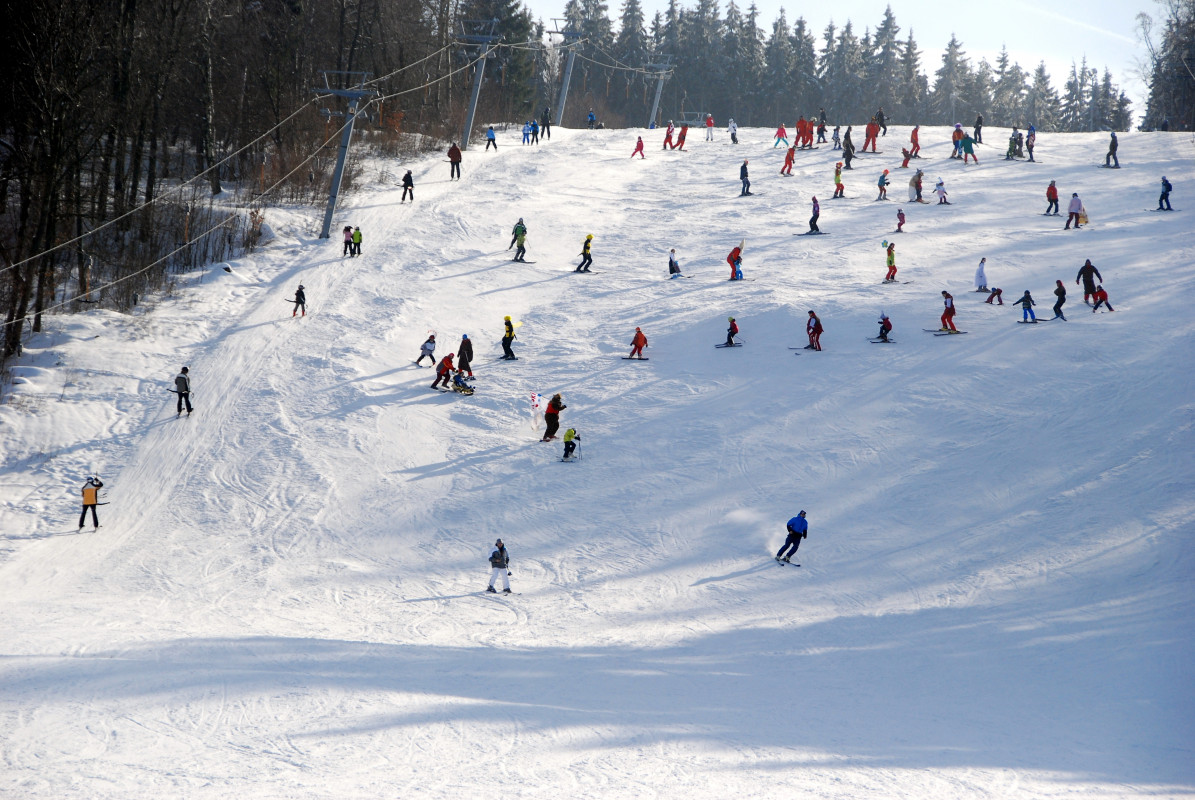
[728, 118, 738, 145]
[1065, 193, 1085, 230]
[974, 258, 988, 292]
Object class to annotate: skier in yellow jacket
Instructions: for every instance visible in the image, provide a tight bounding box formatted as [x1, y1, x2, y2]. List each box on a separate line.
[79, 476, 104, 530]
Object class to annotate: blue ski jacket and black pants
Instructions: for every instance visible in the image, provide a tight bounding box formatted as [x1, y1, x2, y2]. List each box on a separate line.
[777, 512, 807, 560]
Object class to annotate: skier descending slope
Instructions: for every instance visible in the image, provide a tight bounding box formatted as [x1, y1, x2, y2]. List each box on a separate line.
[576, 234, 594, 272]
[739, 160, 752, 196]
[628, 327, 648, 359]
[775, 510, 808, 564]
[1012, 290, 1037, 322]
[874, 313, 893, 342]
[808, 197, 820, 233]
[883, 240, 897, 283]
[724, 317, 740, 347]
[487, 539, 512, 594]
[541, 393, 566, 441]
[1053, 280, 1068, 320]
[833, 162, 845, 198]
[940, 290, 958, 331]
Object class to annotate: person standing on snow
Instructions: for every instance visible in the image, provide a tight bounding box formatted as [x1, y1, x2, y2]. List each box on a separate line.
[416, 334, 436, 366]
[863, 117, 879, 153]
[973, 113, 984, 144]
[728, 118, 738, 144]
[876, 107, 888, 137]
[400, 170, 414, 204]
[343, 225, 354, 256]
[521, 121, 531, 145]
[674, 124, 689, 151]
[587, 109, 597, 129]
[739, 160, 751, 196]
[509, 218, 527, 250]
[876, 169, 890, 200]
[487, 539, 512, 594]
[876, 313, 893, 342]
[1052, 280, 1068, 320]
[805, 310, 823, 350]
[912, 169, 925, 202]
[663, 120, 675, 150]
[541, 107, 552, 139]
[727, 241, 744, 280]
[934, 178, 949, 204]
[174, 366, 193, 416]
[940, 290, 958, 331]
[960, 132, 978, 164]
[628, 327, 648, 359]
[1026, 126, 1037, 162]
[1065, 193, 1084, 229]
[530, 119, 540, 144]
[1046, 181, 1060, 215]
[725, 317, 740, 346]
[352, 226, 363, 255]
[985, 288, 1004, 305]
[774, 123, 789, 148]
[909, 125, 921, 157]
[831, 125, 841, 150]
[631, 136, 645, 159]
[975, 258, 988, 292]
[431, 353, 456, 390]
[1105, 131, 1119, 167]
[542, 393, 566, 441]
[833, 162, 845, 198]
[78, 475, 104, 530]
[775, 510, 807, 563]
[1076, 259, 1103, 304]
[896, 208, 906, 233]
[668, 249, 682, 278]
[513, 226, 528, 262]
[809, 196, 821, 233]
[501, 316, 517, 360]
[1159, 176, 1173, 210]
[883, 240, 897, 282]
[951, 123, 965, 158]
[291, 284, 306, 317]
[485, 126, 498, 151]
[841, 126, 855, 169]
[1012, 290, 1037, 322]
[705, 113, 715, 141]
[562, 428, 580, 460]
[457, 334, 474, 377]
[576, 234, 594, 272]
[781, 145, 796, 175]
[447, 142, 462, 180]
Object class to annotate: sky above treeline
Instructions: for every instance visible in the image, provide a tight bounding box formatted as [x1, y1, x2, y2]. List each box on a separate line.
[525, 0, 1154, 122]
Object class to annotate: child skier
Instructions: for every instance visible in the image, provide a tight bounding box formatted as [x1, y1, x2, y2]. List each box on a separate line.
[833, 162, 845, 198]
[343, 225, 354, 256]
[1052, 280, 1067, 320]
[501, 316, 517, 360]
[674, 124, 688, 150]
[628, 327, 648, 359]
[727, 241, 744, 280]
[832, 125, 841, 150]
[663, 121, 675, 150]
[352, 226, 363, 255]
[805, 310, 823, 351]
[542, 393, 566, 441]
[631, 136, 645, 159]
[960, 132, 978, 164]
[562, 428, 580, 460]
[876, 313, 893, 342]
[728, 118, 738, 144]
[576, 234, 593, 272]
[883, 240, 897, 282]
[900, 147, 913, 168]
[896, 208, 906, 233]
[1092, 285, 1114, 312]
[1026, 126, 1037, 161]
[985, 288, 1004, 305]
[725, 317, 740, 346]
[1046, 181, 1060, 215]
[934, 178, 949, 204]
[809, 196, 820, 233]
[1013, 290, 1037, 322]
[416, 334, 436, 365]
[877, 169, 890, 200]
[774, 123, 789, 148]
[940, 290, 958, 331]
[487, 539, 511, 593]
[781, 145, 795, 175]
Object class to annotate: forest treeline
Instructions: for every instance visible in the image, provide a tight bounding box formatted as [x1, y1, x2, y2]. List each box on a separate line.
[0, 0, 1189, 367]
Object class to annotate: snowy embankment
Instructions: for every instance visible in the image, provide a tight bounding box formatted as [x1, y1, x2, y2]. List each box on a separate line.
[1, 126, 1193, 799]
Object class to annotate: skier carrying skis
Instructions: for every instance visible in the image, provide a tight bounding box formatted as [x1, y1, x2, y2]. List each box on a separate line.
[727, 242, 744, 280]
[631, 136, 645, 159]
[833, 162, 845, 198]
[940, 290, 958, 331]
[291, 284, 306, 317]
[78, 475, 104, 531]
[562, 428, 580, 460]
[457, 334, 474, 377]
[1105, 132, 1119, 168]
[805, 310, 823, 350]
[416, 334, 436, 365]
[628, 327, 648, 359]
[775, 510, 807, 563]
[809, 196, 820, 233]
[1076, 259, 1103, 304]
[1046, 181, 1060, 215]
[740, 160, 751, 196]
[576, 234, 594, 272]
[1052, 280, 1067, 320]
[501, 316, 517, 360]
[401, 170, 415, 202]
[1092, 285, 1114, 312]
[542, 393, 565, 441]
[174, 366, 193, 416]
[509, 218, 527, 250]
[896, 208, 906, 232]
[781, 145, 795, 175]
[431, 353, 456, 390]
[877, 313, 893, 342]
[774, 123, 789, 148]
[975, 258, 988, 292]
[877, 169, 890, 200]
[487, 539, 512, 594]
[668, 248, 682, 278]
[725, 317, 739, 346]
[1065, 193, 1084, 229]
[883, 240, 897, 282]
[1159, 176, 1173, 210]
[1012, 290, 1037, 322]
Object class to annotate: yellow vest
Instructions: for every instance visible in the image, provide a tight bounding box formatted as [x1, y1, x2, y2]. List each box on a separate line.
[82, 486, 99, 505]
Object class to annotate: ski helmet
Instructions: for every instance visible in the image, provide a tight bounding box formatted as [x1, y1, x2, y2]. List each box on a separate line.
[462, 334, 468, 339]
[586, 234, 593, 240]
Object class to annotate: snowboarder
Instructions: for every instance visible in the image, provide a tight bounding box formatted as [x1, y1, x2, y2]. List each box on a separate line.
[805, 310, 823, 350]
[1076, 259, 1103, 304]
[1159, 176, 1173, 210]
[501, 316, 517, 360]
[774, 123, 789, 148]
[841, 126, 855, 169]
[542, 393, 565, 441]
[1065, 193, 1084, 229]
[740, 160, 751, 196]
[1091, 285, 1114, 312]
[485, 126, 497, 151]
[876, 313, 893, 342]
[487, 539, 512, 594]
[1105, 132, 1119, 168]
[562, 428, 580, 460]
[975, 258, 988, 292]
[674, 124, 689, 151]
[985, 288, 1004, 305]
[1026, 126, 1036, 162]
[447, 142, 462, 180]
[781, 145, 795, 175]
[431, 353, 456, 390]
[775, 510, 807, 563]
[973, 113, 984, 144]
[725, 316, 739, 346]
[510, 218, 527, 250]
[342, 225, 354, 257]
[809, 196, 820, 233]
[352, 226, 362, 256]
[876, 169, 890, 200]
[833, 162, 845, 198]
[940, 290, 958, 331]
[728, 118, 739, 144]
[1012, 290, 1037, 322]
[416, 334, 436, 365]
[457, 334, 474, 377]
[663, 121, 675, 150]
[909, 125, 921, 157]
[705, 113, 715, 141]
[668, 248, 682, 278]
[727, 241, 744, 280]
[896, 208, 906, 232]
[1046, 181, 1060, 215]
[174, 366, 193, 416]
[628, 327, 648, 359]
[883, 240, 897, 282]
[576, 234, 594, 272]
[631, 136, 645, 159]
[78, 475, 104, 530]
[291, 284, 306, 317]
[1052, 280, 1067, 320]
[934, 178, 949, 204]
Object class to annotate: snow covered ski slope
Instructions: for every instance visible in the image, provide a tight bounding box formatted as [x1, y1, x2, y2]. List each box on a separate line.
[1, 126, 1193, 799]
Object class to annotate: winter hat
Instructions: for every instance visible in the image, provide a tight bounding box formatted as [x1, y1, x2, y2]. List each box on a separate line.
[883, 169, 889, 174]
[298, 284, 304, 290]
[181, 366, 189, 374]
[495, 538, 503, 546]
[1072, 193, 1078, 197]
[462, 334, 468, 339]
[635, 327, 641, 331]
[728, 316, 735, 321]
[504, 315, 511, 320]
[586, 234, 593, 240]
[798, 510, 806, 516]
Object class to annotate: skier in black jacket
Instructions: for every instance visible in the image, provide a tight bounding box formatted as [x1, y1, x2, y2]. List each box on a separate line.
[291, 284, 306, 317]
[456, 334, 474, 377]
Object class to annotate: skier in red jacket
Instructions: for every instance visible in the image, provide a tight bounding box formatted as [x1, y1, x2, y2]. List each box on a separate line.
[909, 125, 921, 157]
[431, 353, 456, 390]
[662, 121, 675, 150]
[863, 118, 880, 152]
[727, 242, 744, 280]
[781, 146, 795, 175]
[940, 291, 958, 331]
[631, 136, 645, 159]
[674, 124, 689, 150]
[629, 327, 648, 359]
[705, 113, 715, 141]
[1045, 181, 1059, 215]
[805, 310, 823, 350]
[725, 317, 740, 346]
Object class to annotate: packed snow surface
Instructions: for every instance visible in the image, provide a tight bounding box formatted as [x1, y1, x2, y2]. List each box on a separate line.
[1, 126, 1193, 799]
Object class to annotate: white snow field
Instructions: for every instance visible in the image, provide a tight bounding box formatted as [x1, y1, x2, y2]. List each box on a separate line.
[1, 126, 1193, 799]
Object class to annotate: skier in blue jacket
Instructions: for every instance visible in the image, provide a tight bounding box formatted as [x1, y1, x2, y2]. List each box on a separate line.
[776, 510, 808, 563]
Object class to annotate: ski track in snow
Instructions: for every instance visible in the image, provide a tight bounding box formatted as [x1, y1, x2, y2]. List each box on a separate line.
[1, 127, 1194, 799]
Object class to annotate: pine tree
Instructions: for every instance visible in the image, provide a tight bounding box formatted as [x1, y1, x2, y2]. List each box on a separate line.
[762, 10, 794, 123]
[737, 3, 766, 123]
[457, 0, 537, 117]
[866, 6, 902, 121]
[896, 30, 925, 121]
[789, 17, 819, 116]
[992, 46, 1028, 125]
[1140, 1, 1195, 130]
[1025, 61, 1061, 131]
[929, 34, 972, 124]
